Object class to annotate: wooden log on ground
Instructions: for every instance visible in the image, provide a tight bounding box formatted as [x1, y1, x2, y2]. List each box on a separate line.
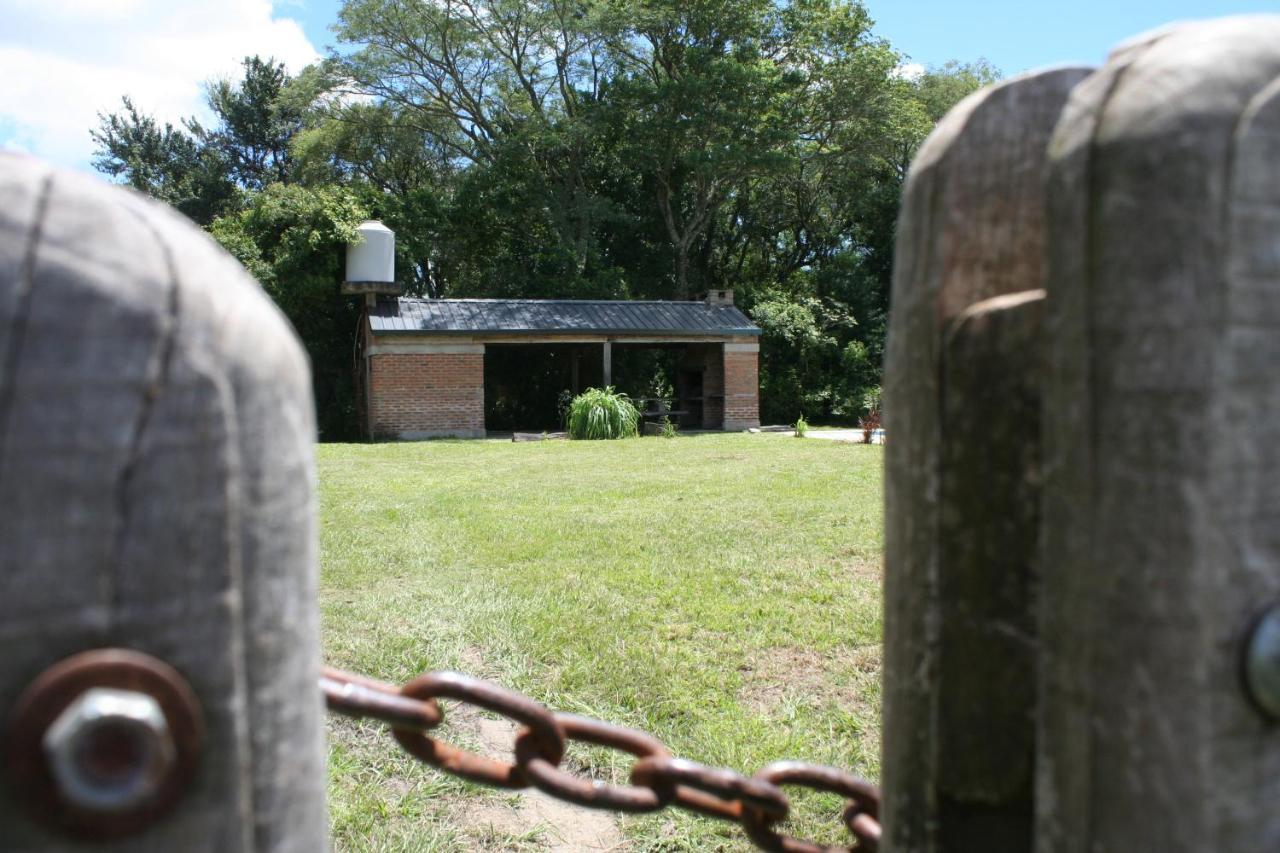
[1038, 17, 1280, 853]
[0, 154, 326, 850]
[882, 66, 1089, 853]
[513, 431, 568, 441]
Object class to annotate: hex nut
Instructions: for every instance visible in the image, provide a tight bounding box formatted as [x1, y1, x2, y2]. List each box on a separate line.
[42, 687, 177, 812]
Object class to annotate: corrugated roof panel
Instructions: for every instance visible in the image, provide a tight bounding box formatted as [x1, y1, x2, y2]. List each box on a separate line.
[633, 302, 657, 329]
[622, 302, 647, 330]
[368, 298, 760, 336]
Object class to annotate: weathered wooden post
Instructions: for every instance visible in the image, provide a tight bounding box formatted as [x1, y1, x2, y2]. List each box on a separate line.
[0, 155, 327, 850]
[882, 65, 1090, 853]
[1038, 17, 1280, 852]
[886, 13, 1280, 853]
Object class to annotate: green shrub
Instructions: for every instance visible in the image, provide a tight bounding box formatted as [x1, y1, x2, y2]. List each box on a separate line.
[567, 387, 640, 440]
[859, 386, 882, 444]
[795, 415, 809, 437]
[660, 416, 678, 438]
[557, 389, 575, 429]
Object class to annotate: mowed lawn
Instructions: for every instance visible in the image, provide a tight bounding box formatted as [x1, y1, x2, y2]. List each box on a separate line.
[319, 434, 884, 851]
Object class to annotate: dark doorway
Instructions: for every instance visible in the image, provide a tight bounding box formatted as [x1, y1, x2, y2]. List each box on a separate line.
[609, 344, 683, 401]
[484, 342, 716, 432]
[611, 344, 713, 429]
[484, 343, 601, 431]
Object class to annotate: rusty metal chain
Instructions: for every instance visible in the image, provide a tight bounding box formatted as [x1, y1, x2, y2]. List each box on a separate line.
[321, 666, 881, 851]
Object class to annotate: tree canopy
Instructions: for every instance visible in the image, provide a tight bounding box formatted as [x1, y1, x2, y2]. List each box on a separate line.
[90, 0, 998, 438]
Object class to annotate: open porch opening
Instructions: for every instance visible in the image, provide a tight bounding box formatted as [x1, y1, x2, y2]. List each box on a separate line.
[483, 342, 729, 433]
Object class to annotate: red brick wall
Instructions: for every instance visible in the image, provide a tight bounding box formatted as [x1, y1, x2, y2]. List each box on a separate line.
[368, 352, 485, 438]
[723, 348, 760, 430]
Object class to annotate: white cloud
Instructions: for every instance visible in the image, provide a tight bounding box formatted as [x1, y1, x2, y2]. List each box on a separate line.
[0, 0, 319, 171]
[892, 62, 926, 82]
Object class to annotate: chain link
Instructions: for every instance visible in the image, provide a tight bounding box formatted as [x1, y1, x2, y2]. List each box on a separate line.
[322, 666, 880, 851]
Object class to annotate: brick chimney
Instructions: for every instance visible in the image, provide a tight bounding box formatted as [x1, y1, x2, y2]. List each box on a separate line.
[704, 289, 734, 305]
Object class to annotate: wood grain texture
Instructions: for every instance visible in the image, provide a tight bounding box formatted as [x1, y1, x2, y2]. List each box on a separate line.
[1039, 16, 1280, 853]
[882, 66, 1089, 853]
[0, 153, 326, 851]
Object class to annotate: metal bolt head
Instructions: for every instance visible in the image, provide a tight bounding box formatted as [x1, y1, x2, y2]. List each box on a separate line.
[1245, 607, 1280, 721]
[42, 687, 177, 812]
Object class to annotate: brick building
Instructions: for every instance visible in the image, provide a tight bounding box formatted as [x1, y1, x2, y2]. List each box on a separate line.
[354, 291, 761, 440]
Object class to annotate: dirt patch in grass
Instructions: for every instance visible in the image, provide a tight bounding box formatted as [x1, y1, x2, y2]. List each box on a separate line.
[458, 644, 487, 675]
[844, 559, 882, 581]
[449, 713, 626, 850]
[443, 651, 626, 851]
[737, 645, 879, 717]
[462, 789, 626, 851]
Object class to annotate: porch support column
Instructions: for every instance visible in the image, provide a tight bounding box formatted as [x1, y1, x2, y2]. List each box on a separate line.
[722, 341, 760, 431]
[602, 341, 612, 387]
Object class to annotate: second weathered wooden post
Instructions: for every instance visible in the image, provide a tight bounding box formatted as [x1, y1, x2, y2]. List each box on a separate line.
[885, 13, 1280, 853]
[882, 66, 1089, 852]
[1037, 17, 1280, 852]
[0, 154, 327, 850]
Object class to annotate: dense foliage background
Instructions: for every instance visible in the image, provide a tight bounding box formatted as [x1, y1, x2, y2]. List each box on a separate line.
[90, 1, 997, 440]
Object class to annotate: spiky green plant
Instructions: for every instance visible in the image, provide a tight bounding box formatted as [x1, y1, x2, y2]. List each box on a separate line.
[795, 415, 809, 437]
[567, 387, 640, 440]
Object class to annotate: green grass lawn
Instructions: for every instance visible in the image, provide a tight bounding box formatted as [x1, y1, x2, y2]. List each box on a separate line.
[320, 433, 883, 851]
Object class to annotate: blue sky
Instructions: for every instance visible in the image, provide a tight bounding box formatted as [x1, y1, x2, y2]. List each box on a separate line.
[3, 0, 1278, 172]
[865, 0, 1280, 75]
[293, 0, 1280, 76]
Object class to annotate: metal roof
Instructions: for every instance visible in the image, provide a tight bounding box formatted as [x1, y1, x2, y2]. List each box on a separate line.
[368, 298, 761, 337]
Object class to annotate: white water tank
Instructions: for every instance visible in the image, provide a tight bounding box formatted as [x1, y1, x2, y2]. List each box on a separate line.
[342, 220, 399, 295]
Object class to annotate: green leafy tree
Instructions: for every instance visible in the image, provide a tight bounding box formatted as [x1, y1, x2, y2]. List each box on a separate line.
[90, 97, 237, 225]
[336, 0, 618, 283]
[209, 185, 370, 439]
[750, 293, 839, 422]
[194, 56, 307, 189]
[599, 0, 801, 296]
[911, 59, 1001, 122]
[292, 94, 456, 297]
[91, 55, 305, 221]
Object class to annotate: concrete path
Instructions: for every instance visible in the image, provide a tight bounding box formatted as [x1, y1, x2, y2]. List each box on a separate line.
[765, 428, 884, 444]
